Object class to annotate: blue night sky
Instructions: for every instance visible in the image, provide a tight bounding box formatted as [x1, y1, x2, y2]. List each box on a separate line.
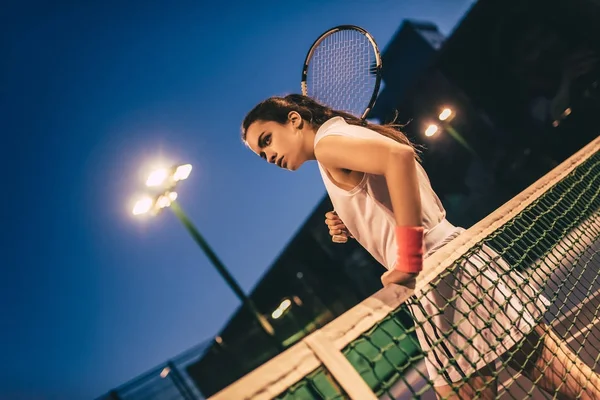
[2, 1, 475, 399]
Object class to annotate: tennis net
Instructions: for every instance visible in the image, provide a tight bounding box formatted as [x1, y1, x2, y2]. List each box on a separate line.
[209, 136, 600, 400]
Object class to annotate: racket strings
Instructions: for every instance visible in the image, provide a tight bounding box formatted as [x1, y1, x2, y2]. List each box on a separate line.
[306, 29, 378, 119]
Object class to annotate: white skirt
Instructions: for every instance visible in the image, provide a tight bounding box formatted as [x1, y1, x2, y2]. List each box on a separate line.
[408, 230, 551, 387]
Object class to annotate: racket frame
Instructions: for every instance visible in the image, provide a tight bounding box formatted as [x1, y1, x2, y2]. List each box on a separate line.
[301, 24, 383, 121]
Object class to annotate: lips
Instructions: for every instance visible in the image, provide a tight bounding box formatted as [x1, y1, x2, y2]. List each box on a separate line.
[277, 156, 285, 168]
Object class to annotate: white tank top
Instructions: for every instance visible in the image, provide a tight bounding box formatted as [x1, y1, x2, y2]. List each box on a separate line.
[314, 117, 462, 270]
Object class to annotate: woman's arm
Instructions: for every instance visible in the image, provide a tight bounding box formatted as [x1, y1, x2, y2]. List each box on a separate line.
[315, 135, 423, 285]
[315, 135, 421, 226]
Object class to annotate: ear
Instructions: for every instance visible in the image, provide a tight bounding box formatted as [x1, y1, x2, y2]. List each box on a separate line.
[288, 111, 302, 128]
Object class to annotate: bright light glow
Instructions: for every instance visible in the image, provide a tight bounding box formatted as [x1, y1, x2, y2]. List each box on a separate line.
[160, 367, 170, 378]
[292, 296, 303, 306]
[271, 298, 293, 319]
[154, 191, 178, 210]
[425, 124, 439, 137]
[280, 299, 292, 311]
[439, 108, 452, 121]
[132, 197, 154, 215]
[173, 164, 192, 181]
[146, 168, 169, 187]
[156, 194, 172, 209]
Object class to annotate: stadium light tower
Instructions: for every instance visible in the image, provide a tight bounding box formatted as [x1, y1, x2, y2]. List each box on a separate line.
[132, 163, 277, 342]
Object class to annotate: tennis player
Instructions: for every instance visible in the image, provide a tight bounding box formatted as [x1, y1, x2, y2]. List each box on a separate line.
[242, 93, 599, 399]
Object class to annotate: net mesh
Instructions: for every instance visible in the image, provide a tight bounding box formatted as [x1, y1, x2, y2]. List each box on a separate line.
[304, 28, 379, 119]
[275, 366, 348, 400]
[210, 141, 600, 400]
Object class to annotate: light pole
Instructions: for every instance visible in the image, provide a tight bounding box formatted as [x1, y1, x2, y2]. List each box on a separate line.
[132, 163, 278, 344]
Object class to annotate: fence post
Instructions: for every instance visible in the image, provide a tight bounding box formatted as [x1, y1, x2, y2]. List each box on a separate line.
[305, 330, 377, 400]
[168, 361, 198, 400]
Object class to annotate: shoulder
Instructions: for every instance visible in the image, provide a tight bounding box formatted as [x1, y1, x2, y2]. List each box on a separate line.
[314, 117, 363, 169]
[314, 116, 384, 147]
[314, 129, 411, 176]
[314, 116, 350, 144]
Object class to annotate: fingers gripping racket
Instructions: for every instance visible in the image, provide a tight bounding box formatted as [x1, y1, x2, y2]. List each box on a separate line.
[301, 25, 383, 122]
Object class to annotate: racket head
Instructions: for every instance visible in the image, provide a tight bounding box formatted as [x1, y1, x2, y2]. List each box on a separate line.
[301, 25, 382, 121]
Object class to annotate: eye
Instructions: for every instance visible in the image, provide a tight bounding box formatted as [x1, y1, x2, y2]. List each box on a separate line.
[258, 133, 272, 160]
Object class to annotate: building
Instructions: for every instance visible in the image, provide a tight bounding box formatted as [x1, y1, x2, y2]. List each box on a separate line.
[372, 0, 599, 226]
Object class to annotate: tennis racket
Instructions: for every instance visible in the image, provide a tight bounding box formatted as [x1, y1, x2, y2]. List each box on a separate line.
[301, 25, 382, 121]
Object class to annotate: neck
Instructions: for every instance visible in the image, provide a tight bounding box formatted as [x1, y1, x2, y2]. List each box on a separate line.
[304, 125, 318, 161]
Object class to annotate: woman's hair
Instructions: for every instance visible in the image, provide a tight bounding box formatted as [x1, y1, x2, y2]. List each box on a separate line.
[241, 94, 420, 159]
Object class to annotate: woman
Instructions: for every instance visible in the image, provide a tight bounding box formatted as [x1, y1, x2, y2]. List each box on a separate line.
[241, 93, 599, 399]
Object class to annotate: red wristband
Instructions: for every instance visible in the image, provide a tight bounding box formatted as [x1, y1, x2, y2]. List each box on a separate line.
[394, 226, 424, 273]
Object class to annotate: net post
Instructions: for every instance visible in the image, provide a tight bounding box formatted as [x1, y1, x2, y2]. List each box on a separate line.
[304, 330, 377, 400]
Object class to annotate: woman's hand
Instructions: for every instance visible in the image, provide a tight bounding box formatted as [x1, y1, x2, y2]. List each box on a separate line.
[381, 269, 417, 288]
[325, 211, 353, 243]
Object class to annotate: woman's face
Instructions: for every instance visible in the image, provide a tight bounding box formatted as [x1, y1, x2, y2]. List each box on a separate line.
[245, 113, 307, 171]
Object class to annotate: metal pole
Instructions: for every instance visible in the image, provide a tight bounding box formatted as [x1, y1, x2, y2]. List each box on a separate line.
[167, 361, 197, 400]
[445, 124, 479, 159]
[169, 201, 278, 344]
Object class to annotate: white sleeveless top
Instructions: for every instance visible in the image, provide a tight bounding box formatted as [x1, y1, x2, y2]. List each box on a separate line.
[314, 117, 462, 270]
